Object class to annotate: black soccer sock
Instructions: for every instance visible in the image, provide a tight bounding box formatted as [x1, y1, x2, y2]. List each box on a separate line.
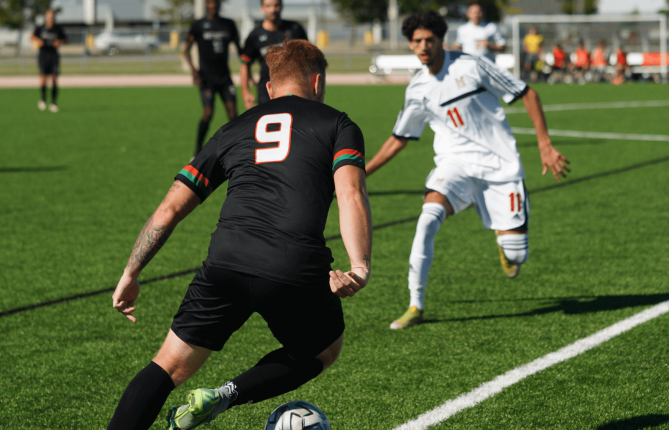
[107, 361, 175, 430]
[226, 348, 324, 408]
[51, 84, 58, 105]
[40, 86, 46, 102]
[195, 119, 210, 156]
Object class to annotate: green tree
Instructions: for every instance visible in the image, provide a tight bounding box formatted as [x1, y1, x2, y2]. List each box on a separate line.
[559, 0, 597, 14]
[154, 0, 194, 29]
[329, 0, 504, 23]
[0, 0, 51, 55]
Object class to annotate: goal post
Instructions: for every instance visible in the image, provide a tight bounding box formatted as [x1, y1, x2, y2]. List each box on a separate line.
[509, 14, 667, 83]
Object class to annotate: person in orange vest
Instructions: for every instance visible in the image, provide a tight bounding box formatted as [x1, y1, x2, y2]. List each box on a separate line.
[552, 44, 567, 70]
[591, 40, 608, 82]
[611, 47, 629, 85]
[572, 41, 590, 72]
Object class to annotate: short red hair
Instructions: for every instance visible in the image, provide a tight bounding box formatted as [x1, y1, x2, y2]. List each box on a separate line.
[265, 40, 328, 86]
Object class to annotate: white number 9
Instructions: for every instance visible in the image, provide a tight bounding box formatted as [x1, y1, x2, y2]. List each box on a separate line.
[255, 113, 293, 164]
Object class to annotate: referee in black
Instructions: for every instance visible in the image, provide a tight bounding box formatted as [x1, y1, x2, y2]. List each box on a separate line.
[240, 0, 308, 109]
[108, 40, 372, 430]
[31, 9, 66, 112]
[184, 0, 241, 156]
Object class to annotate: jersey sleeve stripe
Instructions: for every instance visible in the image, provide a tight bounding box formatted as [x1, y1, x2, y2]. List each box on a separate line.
[178, 166, 211, 198]
[473, 57, 525, 96]
[334, 149, 364, 160]
[240, 54, 251, 64]
[332, 154, 365, 171]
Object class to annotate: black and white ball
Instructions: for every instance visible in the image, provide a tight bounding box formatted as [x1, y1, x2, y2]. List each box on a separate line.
[265, 401, 331, 430]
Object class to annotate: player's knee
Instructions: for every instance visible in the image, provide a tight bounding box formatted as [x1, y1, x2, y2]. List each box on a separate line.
[317, 335, 343, 370]
[416, 203, 446, 239]
[496, 233, 529, 265]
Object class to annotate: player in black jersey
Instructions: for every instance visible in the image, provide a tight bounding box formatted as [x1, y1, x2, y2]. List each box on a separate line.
[185, 0, 241, 156]
[108, 40, 372, 430]
[240, 0, 308, 109]
[31, 10, 66, 113]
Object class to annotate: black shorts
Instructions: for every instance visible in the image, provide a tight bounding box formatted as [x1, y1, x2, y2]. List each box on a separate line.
[171, 265, 345, 359]
[257, 78, 270, 105]
[38, 53, 60, 76]
[200, 76, 236, 107]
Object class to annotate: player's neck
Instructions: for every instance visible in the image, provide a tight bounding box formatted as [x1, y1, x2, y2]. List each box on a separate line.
[263, 19, 280, 31]
[206, 12, 217, 20]
[46, 21, 54, 28]
[427, 49, 445, 75]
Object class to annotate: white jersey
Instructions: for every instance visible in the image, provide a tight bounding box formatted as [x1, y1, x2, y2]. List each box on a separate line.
[455, 21, 506, 62]
[392, 50, 528, 183]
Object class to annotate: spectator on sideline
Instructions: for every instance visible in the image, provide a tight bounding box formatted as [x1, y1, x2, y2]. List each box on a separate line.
[591, 40, 609, 82]
[572, 41, 591, 72]
[452, 1, 506, 62]
[523, 27, 543, 79]
[552, 44, 567, 70]
[612, 47, 629, 85]
[31, 9, 66, 113]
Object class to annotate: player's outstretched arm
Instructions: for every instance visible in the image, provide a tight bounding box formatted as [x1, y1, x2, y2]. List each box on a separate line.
[331, 165, 372, 298]
[365, 135, 408, 177]
[112, 181, 200, 323]
[522, 87, 571, 181]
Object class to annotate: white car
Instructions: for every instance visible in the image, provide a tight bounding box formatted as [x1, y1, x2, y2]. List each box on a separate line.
[94, 32, 160, 55]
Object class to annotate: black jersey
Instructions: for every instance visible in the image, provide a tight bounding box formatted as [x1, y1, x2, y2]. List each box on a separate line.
[187, 16, 240, 83]
[33, 24, 66, 56]
[241, 20, 308, 83]
[175, 96, 365, 286]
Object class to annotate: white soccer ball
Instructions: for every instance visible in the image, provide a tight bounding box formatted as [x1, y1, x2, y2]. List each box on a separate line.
[264, 401, 331, 430]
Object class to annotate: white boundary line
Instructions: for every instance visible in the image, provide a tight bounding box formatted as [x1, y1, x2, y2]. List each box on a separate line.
[511, 127, 669, 142]
[504, 100, 669, 114]
[392, 300, 669, 430]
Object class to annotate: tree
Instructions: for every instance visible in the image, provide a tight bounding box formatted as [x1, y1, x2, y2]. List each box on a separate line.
[559, 0, 597, 14]
[154, 0, 194, 29]
[0, 0, 51, 55]
[329, 0, 504, 23]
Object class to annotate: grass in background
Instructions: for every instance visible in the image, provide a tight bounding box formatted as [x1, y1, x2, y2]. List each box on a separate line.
[0, 84, 668, 429]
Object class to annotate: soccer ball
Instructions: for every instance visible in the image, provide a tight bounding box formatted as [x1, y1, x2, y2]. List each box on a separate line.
[264, 400, 331, 430]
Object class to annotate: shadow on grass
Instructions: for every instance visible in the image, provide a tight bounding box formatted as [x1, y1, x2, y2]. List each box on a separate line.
[426, 293, 669, 324]
[0, 166, 68, 173]
[596, 414, 669, 429]
[517, 139, 607, 148]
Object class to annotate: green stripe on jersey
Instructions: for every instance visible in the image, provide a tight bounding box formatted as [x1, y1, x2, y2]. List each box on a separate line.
[332, 154, 365, 171]
[178, 169, 210, 198]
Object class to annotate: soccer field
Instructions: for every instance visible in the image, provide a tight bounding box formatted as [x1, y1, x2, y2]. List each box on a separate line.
[1, 83, 668, 429]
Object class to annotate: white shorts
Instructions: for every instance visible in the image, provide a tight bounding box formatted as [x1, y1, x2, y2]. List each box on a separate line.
[425, 163, 529, 231]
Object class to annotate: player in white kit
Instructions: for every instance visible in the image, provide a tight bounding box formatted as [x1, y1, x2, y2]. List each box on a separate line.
[452, 2, 505, 62]
[365, 12, 570, 329]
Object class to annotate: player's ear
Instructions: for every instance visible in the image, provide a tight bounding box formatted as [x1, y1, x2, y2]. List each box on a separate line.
[312, 73, 324, 101]
[266, 81, 274, 99]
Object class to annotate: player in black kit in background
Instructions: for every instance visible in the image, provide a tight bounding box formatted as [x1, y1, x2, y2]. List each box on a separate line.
[184, 0, 241, 156]
[107, 40, 372, 430]
[240, 0, 308, 109]
[31, 9, 66, 113]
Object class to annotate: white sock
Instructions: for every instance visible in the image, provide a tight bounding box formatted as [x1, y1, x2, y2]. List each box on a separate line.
[496, 233, 529, 265]
[408, 203, 446, 310]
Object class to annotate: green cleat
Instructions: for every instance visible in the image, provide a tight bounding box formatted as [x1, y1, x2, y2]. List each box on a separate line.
[390, 306, 424, 329]
[166, 387, 230, 430]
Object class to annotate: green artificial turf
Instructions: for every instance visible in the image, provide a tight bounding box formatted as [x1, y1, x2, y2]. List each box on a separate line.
[0, 83, 668, 429]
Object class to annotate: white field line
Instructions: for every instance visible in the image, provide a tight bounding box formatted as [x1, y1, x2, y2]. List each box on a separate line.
[504, 100, 669, 114]
[392, 300, 669, 430]
[511, 127, 669, 142]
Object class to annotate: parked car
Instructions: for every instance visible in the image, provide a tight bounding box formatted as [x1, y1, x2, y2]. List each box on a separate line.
[94, 32, 159, 55]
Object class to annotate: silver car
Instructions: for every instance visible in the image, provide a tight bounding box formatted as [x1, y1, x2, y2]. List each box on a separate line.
[94, 32, 160, 55]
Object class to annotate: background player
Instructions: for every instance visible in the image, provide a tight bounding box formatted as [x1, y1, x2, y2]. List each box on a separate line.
[452, 1, 505, 62]
[184, 0, 241, 157]
[366, 12, 569, 330]
[239, 0, 307, 109]
[31, 9, 66, 112]
[107, 40, 372, 430]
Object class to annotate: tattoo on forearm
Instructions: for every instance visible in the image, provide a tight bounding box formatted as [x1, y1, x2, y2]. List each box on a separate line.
[363, 254, 370, 269]
[126, 214, 174, 271]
